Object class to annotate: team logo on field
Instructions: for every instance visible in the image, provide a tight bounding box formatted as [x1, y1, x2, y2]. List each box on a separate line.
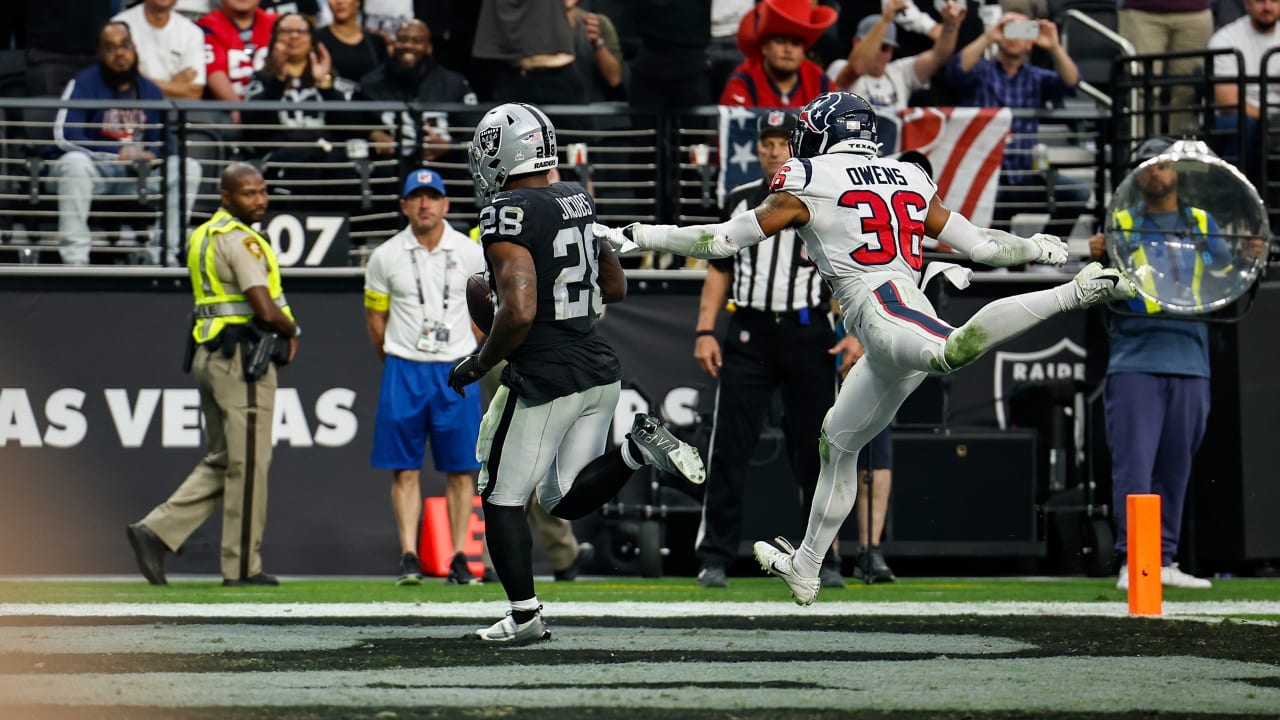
[992, 337, 1086, 430]
[478, 127, 502, 157]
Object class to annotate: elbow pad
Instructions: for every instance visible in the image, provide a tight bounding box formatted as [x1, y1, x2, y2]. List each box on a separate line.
[935, 211, 988, 257]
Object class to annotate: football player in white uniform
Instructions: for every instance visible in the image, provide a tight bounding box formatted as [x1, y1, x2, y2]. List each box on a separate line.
[596, 91, 1137, 605]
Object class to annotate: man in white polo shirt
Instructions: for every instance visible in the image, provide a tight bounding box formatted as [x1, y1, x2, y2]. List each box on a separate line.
[364, 169, 487, 586]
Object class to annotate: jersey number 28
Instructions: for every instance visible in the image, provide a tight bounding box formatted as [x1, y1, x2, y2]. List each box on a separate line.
[838, 190, 927, 270]
[553, 224, 602, 321]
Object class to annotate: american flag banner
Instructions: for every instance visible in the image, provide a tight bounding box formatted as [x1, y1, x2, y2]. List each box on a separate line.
[899, 107, 1012, 229]
[716, 106, 771, 208]
[716, 106, 904, 208]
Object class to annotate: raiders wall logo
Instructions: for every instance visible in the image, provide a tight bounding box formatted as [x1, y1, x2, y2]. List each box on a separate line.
[992, 337, 1086, 430]
[478, 126, 502, 157]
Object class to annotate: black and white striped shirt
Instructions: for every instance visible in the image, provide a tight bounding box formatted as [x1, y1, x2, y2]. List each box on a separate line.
[713, 179, 826, 312]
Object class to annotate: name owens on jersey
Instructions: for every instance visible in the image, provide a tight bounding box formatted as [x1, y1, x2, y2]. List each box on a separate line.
[478, 181, 621, 403]
[769, 154, 936, 287]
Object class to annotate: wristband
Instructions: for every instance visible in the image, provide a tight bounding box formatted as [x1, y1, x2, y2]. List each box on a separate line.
[695, 329, 716, 337]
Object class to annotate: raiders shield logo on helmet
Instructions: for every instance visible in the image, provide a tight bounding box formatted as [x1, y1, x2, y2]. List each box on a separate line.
[479, 126, 502, 157]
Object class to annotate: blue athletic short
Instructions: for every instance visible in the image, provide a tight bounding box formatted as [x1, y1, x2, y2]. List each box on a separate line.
[371, 356, 482, 473]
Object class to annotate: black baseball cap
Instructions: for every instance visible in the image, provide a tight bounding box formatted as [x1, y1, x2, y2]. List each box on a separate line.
[757, 110, 797, 139]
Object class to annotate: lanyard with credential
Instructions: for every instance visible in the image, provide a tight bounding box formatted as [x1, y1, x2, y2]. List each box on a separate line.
[410, 247, 452, 321]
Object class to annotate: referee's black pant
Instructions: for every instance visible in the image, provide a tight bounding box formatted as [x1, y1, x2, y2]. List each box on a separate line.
[696, 307, 837, 570]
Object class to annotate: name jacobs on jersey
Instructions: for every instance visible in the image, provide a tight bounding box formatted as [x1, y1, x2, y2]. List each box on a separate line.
[555, 192, 593, 220]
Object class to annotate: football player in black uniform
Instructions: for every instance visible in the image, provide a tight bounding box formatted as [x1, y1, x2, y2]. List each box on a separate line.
[448, 102, 706, 645]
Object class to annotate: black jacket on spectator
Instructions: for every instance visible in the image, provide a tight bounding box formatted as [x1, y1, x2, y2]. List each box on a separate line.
[357, 57, 477, 175]
[241, 72, 348, 156]
[357, 57, 475, 106]
[357, 57, 476, 151]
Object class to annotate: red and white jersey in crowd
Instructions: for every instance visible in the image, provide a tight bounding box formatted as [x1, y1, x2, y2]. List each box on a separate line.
[198, 7, 277, 99]
[769, 152, 937, 289]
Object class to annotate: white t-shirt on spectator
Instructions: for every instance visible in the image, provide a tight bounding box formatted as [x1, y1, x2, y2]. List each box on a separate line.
[826, 56, 926, 114]
[114, 4, 208, 88]
[1208, 16, 1280, 111]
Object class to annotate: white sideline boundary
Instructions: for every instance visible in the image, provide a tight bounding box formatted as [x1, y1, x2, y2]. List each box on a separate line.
[2, 600, 1278, 619]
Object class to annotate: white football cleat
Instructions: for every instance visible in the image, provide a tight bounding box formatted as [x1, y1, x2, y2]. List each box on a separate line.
[472, 607, 551, 645]
[753, 536, 821, 606]
[1071, 262, 1137, 307]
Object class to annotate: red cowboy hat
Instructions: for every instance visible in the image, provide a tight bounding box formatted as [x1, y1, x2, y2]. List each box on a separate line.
[737, 0, 838, 57]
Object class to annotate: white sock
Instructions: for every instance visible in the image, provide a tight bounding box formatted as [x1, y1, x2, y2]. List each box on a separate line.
[512, 597, 540, 613]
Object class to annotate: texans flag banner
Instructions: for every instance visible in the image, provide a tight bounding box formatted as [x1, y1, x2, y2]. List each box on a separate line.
[899, 106, 1012, 229]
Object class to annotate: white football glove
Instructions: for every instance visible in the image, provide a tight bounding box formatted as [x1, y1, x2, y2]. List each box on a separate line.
[591, 222, 644, 256]
[1030, 233, 1068, 266]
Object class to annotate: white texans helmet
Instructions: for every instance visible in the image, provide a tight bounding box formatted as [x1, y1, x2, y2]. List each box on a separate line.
[468, 102, 559, 204]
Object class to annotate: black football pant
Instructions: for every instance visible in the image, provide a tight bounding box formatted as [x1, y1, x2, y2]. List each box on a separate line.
[695, 309, 837, 570]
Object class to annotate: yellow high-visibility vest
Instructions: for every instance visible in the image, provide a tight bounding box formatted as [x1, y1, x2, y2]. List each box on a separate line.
[187, 209, 293, 343]
[1112, 206, 1210, 314]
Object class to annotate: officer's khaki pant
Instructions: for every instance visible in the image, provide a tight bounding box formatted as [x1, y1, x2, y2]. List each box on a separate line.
[142, 343, 275, 581]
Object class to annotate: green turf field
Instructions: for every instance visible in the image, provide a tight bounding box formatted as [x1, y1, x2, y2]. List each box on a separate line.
[2, 576, 1279, 612]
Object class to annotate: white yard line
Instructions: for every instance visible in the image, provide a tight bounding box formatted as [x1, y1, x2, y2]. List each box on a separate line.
[1, 600, 1278, 619]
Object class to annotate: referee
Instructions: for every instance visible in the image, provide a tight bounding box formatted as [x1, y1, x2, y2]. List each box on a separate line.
[692, 111, 860, 589]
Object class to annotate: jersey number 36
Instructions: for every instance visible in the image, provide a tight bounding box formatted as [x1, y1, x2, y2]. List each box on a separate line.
[838, 190, 927, 270]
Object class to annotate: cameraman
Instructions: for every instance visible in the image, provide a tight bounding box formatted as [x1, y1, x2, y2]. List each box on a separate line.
[126, 163, 300, 587]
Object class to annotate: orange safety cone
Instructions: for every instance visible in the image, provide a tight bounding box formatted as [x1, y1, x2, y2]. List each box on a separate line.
[419, 496, 487, 577]
[1126, 493, 1162, 616]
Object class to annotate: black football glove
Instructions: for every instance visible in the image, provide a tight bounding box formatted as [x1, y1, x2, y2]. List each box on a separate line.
[448, 355, 487, 397]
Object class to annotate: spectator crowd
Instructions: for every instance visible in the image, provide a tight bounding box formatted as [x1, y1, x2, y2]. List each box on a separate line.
[0, 0, 1274, 268]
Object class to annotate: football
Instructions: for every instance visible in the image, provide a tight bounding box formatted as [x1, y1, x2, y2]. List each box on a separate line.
[466, 272, 495, 334]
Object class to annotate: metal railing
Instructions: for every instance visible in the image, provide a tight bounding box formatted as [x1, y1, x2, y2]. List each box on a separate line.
[0, 97, 1114, 267]
[1105, 48, 1278, 228]
[1061, 8, 1136, 110]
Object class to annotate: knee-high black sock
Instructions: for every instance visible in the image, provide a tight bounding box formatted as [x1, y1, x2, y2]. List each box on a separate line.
[552, 448, 636, 520]
[483, 501, 535, 603]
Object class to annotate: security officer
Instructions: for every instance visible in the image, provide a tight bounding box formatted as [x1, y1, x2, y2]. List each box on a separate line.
[126, 162, 300, 587]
